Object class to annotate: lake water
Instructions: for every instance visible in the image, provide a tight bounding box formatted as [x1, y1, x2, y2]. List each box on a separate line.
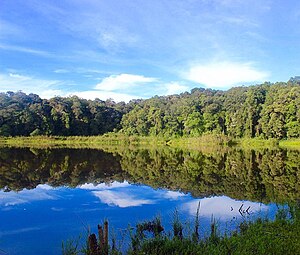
[0, 146, 299, 254]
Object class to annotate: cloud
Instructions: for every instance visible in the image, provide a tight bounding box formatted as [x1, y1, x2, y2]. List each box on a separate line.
[0, 19, 24, 38]
[0, 188, 57, 207]
[96, 27, 139, 52]
[0, 72, 65, 99]
[182, 196, 268, 220]
[164, 82, 189, 95]
[95, 74, 157, 91]
[53, 69, 70, 74]
[0, 43, 53, 57]
[36, 184, 55, 190]
[92, 190, 154, 208]
[186, 62, 269, 88]
[69, 90, 141, 103]
[82, 181, 154, 207]
[163, 191, 187, 200]
[0, 227, 41, 238]
[69, 73, 158, 102]
[79, 181, 130, 190]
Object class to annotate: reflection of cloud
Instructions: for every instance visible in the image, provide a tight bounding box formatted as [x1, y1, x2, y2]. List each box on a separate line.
[51, 207, 64, 212]
[92, 190, 154, 208]
[0, 187, 57, 207]
[163, 191, 187, 200]
[182, 196, 268, 219]
[79, 181, 130, 190]
[0, 227, 41, 238]
[36, 184, 55, 190]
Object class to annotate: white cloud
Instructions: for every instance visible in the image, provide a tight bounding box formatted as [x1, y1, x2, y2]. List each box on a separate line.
[186, 62, 269, 88]
[182, 196, 268, 220]
[0, 72, 65, 99]
[0, 43, 53, 57]
[54, 69, 70, 74]
[0, 19, 24, 38]
[95, 74, 157, 91]
[36, 184, 55, 190]
[79, 181, 130, 190]
[69, 90, 141, 103]
[0, 188, 57, 207]
[163, 191, 187, 200]
[92, 190, 154, 208]
[164, 82, 189, 95]
[97, 27, 139, 51]
[0, 227, 41, 238]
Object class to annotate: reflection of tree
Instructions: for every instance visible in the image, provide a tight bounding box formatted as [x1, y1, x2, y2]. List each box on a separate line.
[0, 147, 299, 203]
[0, 148, 124, 191]
[119, 148, 299, 203]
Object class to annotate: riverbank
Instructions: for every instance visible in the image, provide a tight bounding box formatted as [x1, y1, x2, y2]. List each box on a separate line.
[0, 133, 166, 148]
[1, 134, 300, 150]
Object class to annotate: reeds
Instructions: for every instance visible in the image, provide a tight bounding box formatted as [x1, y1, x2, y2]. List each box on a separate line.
[63, 204, 300, 255]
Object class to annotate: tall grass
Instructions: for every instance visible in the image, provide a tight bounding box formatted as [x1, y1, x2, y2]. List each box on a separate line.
[63, 204, 300, 255]
[279, 138, 300, 150]
[237, 137, 279, 149]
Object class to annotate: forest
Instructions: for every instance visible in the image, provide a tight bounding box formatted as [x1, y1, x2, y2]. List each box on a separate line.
[1, 79, 300, 139]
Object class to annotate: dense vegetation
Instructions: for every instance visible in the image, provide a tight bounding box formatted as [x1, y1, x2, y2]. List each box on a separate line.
[0, 92, 128, 136]
[1, 79, 300, 139]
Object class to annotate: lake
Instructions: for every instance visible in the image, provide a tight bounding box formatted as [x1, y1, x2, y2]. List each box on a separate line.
[0, 146, 299, 254]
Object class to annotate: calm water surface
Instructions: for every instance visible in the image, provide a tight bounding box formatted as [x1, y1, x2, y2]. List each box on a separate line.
[0, 147, 299, 254]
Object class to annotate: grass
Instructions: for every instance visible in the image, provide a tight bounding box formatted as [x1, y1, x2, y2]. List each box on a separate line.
[2, 135, 300, 151]
[63, 205, 300, 255]
[236, 137, 280, 149]
[168, 133, 234, 147]
[279, 138, 300, 150]
[0, 133, 233, 149]
[0, 133, 168, 148]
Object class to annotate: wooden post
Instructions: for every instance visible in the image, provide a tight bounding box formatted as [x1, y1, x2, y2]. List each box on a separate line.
[104, 220, 109, 255]
[88, 233, 98, 254]
[98, 224, 104, 252]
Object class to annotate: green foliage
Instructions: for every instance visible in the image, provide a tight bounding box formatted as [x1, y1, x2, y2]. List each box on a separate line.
[0, 92, 123, 137]
[2, 82, 300, 139]
[62, 237, 81, 255]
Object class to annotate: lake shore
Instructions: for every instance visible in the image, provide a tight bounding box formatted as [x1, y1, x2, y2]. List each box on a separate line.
[1, 134, 300, 150]
[64, 205, 300, 255]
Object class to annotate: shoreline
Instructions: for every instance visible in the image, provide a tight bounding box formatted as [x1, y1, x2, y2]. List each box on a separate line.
[1, 134, 300, 150]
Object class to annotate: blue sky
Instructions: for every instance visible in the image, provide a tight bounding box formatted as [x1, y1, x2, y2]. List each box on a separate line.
[1, 0, 300, 102]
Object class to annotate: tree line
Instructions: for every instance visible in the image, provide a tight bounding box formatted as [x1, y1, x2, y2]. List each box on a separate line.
[1, 79, 300, 139]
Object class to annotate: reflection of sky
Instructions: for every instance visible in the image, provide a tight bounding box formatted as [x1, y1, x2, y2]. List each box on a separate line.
[0, 182, 277, 255]
[182, 196, 268, 220]
[0, 185, 58, 207]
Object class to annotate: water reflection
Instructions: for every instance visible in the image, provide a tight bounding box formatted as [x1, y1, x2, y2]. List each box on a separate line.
[0, 182, 274, 255]
[183, 196, 268, 220]
[80, 181, 154, 207]
[0, 146, 299, 254]
[0, 147, 299, 202]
